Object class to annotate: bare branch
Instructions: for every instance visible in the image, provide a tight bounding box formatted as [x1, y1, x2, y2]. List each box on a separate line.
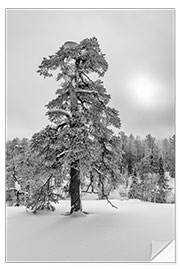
[104, 195, 118, 209]
[81, 190, 99, 195]
[93, 167, 118, 209]
[82, 174, 95, 193]
[81, 184, 91, 194]
[81, 174, 98, 195]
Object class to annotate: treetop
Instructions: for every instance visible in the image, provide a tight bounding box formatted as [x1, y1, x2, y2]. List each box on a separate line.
[37, 37, 108, 79]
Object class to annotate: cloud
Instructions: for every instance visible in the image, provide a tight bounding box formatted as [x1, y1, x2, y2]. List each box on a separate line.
[6, 9, 175, 140]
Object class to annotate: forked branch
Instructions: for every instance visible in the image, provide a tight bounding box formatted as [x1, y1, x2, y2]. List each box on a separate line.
[93, 167, 118, 209]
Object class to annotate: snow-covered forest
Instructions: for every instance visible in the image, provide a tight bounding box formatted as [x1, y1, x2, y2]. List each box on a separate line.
[6, 132, 175, 208]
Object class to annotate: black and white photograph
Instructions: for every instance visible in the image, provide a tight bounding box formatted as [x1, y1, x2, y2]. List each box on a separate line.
[5, 8, 175, 262]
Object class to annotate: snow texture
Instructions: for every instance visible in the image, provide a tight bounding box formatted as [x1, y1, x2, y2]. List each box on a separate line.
[6, 199, 174, 262]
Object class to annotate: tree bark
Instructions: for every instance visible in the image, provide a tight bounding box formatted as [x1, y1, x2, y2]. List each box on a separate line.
[68, 69, 82, 214]
[15, 190, 20, 206]
[69, 161, 82, 213]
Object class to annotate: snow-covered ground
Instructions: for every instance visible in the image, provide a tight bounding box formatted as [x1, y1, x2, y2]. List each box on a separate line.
[6, 199, 175, 262]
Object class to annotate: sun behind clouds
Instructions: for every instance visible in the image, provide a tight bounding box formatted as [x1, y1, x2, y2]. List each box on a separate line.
[129, 74, 162, 108]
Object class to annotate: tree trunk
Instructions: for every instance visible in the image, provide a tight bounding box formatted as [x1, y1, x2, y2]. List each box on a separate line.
[15, 190, 20, 206]
[69, 161, 82, 213]
[68, 70, 82, 214]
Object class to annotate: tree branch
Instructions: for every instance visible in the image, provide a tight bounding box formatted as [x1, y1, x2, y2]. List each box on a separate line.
[80, 72, 94, 83]
[76, 88, 105, 108]
[75, 89, 99, 95]
[56, 88, 69, 96]
[81, 190, 99, 195]
[56, 150, 69, 159]
[35, 174, 54, 193]
[48, 109, 72, 118]
[93, 167, 118, 209]
[82, 173, 95, 193]
[56, 121, 69, 130]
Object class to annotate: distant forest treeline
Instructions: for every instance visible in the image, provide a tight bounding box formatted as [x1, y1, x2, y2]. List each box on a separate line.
[6, 132, 175, 207]
[118, 132, 175, 203]
[119, 132, 175, 177]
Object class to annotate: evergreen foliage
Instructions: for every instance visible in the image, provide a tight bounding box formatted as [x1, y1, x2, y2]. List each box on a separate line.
[128, 169, 139, 199]
[6, 133, 175, 206]
[26, 174, 61, 213]
[155, 157, 171, 203]
[6, 138, 31, 206]
[29, 37, 122, 212]
[127, 135, 173, 203]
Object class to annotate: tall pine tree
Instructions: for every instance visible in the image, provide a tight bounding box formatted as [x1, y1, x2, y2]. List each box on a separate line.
[32, 37, 121, 213]
[156, 157, 170, 203]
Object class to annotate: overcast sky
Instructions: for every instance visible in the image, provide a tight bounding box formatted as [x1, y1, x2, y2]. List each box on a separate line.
[7, 9, 175, 140]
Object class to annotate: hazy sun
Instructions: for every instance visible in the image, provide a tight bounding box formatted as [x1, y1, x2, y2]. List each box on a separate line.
[129, 75, 160, 107]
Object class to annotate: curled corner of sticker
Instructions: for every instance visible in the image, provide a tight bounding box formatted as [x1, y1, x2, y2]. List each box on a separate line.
[150, 239, 175, 262]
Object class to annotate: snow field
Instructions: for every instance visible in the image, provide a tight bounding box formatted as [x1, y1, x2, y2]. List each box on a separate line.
[6, 199, 174, 262]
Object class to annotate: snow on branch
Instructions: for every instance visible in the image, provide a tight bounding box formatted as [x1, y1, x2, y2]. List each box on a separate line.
[76, 88, 105, 107]
[56, 121, 69, 130]
[56, 150, 69, 159]
[75, 89, 99, 95]
[80, 72, 94, 83]
[48, 109, 72, 118]
[35, 174, 54, 193]
[56, 88, 70, 96]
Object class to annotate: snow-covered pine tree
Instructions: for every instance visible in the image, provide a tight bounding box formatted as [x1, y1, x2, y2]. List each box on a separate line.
[169, 135, 175, 178]
[134, 136, 144, 163]
[119, 131, 128, 174]
[160, 138, 171, 172]
[156, 157, 170, 203]
[148, 144, 160, 202]
[157, 135, 175, 179]
[136, 135, 160, 202]
[136, 153, 151, 201]
[26, 173, 61, 213]
[6, 138, 30, 206]
[22, 140, 64, 213]
[128, 169, 139, 199]
[32, 37, 121, 213]
[124, 134, 136, 175]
